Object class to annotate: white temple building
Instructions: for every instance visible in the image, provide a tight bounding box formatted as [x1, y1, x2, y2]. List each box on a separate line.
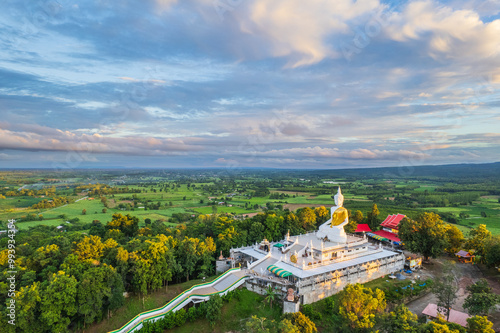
[228, 187, 405, 304]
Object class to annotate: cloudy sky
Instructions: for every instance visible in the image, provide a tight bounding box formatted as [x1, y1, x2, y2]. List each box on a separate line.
[1, 0, 499, 169]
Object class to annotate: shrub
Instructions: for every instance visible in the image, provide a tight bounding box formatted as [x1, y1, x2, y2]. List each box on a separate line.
[174, 309, 187, 327]
[301, 304, 322, 321]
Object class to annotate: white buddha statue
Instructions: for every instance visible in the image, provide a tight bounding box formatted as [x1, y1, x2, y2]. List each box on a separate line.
[316, 187, 348, 243]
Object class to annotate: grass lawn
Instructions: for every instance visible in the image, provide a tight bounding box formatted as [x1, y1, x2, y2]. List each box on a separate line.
[15, 218, 66, 230]
[194, 205, 253, 215]
[0, 196, 46, 210]
[413, 186, 437, 192]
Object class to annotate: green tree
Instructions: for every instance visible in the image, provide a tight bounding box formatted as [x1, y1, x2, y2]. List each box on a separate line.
[338, 283, 386, 330]
[466, 224, 492, 260]
[206, 294, 223, 327]
[40, 271, 78, 332]
[280, 318, 300, 333]
[73, 235, 105, 261]
[366, 204, 380, 230]
[177, 237, 198, 281]
[445, 225, 464, 254]
[314, 206, 329, 224]
[353, 210, 364, 223]
[246, 316, 275, 333]
[344, 217, 358, 234]
[459, 212, 470, 219]
[463, 279, 499, 316]
[15, 282, 43, 333]
[432, 264, 458, 322]
[384, 304, 418, 332]
[418, 319, 462, 333]
[398, 213, 449, 261]
[298, 207, 317, 230]
[290, 312, 317, 333]
[466, 316, 494, 333]
[264, 285, 278, 309]
[484, 235, 500, 267]
[249, 222, 266, 243]
[106, 213, 139, 237]
[78, 265, 113, 326]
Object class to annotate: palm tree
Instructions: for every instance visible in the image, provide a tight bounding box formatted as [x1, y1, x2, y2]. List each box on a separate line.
[265, 285, 278, 309]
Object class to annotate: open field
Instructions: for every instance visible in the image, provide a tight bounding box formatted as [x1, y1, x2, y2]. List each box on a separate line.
[423, 196, 500, 235]
[1, 168, 499, 235]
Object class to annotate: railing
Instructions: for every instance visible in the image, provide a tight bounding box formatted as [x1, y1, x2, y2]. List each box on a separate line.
[108, 268, 249, 333]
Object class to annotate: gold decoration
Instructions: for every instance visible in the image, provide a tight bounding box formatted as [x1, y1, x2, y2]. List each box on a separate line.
[330, 207, 348, 227]
[290, 254, 297, 263]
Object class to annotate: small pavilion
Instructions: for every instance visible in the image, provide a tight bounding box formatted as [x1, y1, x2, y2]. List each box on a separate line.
[455, 250, 475, 263]
[422, 303, 470, 327]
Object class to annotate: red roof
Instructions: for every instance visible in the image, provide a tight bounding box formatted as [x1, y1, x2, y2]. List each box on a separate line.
[422, 303, 470, 327]
[354, 224, 372, 233]
[380, 214, 406, 230]
[372, 230, 400, 242]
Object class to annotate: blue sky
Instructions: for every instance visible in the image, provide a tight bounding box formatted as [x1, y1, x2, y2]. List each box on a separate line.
[0, 0, 499, 169]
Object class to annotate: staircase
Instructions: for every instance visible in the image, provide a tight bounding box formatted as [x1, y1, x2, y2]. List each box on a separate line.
[109, 268, 249, 333]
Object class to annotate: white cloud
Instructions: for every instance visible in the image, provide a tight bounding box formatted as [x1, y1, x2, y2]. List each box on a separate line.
[249, 146, 430, 161]
[385, 1, 500, 60]
[74, 101, 115, 110]
[237, 0, 383, 67]
[0, 127, 200, 155]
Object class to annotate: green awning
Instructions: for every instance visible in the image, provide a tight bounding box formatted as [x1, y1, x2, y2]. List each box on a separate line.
[267, 265, 293, 278]
[273, 243, 284, 248]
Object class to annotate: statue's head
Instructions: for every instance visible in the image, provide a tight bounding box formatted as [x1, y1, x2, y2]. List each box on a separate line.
[334, 186, 344, 207]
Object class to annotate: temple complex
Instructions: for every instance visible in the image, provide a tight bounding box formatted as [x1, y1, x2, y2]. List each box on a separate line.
[227, 187, 405, 305]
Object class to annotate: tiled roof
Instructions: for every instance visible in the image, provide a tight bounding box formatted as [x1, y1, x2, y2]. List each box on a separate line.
[380, 214, 406, 230]
[354, 224, 372, 232]
[455, 250, 473, 258]
[422, 303, 470, 327]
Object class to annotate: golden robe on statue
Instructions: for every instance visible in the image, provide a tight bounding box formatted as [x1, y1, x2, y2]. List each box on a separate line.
[330, 207, 348, 227]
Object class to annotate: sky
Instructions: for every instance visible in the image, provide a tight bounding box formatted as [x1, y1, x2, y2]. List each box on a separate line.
[0, 0, 500, 170]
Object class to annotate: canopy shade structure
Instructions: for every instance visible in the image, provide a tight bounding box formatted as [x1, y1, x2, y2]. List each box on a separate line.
[267, 265, 293, 278]
[366, 233, 388, 242]
[273, 243, 284, 248]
